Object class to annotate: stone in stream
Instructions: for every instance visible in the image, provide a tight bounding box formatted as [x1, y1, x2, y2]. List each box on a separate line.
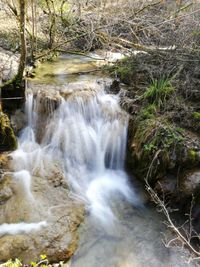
[0, 143, 84, 263]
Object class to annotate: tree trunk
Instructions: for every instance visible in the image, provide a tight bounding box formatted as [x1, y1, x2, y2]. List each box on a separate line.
[1, 0, 26, 112]
[17, 0, 26, 84]
[45, 0, 56, 49]
[30, 0, 35, 61]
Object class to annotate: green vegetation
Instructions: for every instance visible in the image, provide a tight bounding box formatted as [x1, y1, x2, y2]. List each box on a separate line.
[103, 57, 135, 84]
[129, 114, 186, 181]
[142, 78, 175, 108]
[134, 117, 184, 157]
[188, 149, 198, 162]
[0, 112, 17, 151]
[193, 112, 200, 120]
[138, 104, 157, 120]
[0, 255, 66, 267]
[115, 59, 134, 84]
[0, 258, 22, 267]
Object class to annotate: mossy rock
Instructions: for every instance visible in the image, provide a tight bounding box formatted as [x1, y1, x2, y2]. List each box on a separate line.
[127, 112, 200, 183]
[0, 112, 17, 151]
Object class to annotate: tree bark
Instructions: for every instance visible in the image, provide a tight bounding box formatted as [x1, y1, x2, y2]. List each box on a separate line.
[17, 0, 26, 84]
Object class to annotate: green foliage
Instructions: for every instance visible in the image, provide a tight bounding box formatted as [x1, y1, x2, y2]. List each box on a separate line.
[139, 104, 157, 120]
[143, 78, 175, 108]
[116, 65, 132, 82]
[193, 112, 200, 120]
[188, 149, 198, 161]
[0, 255, 65, 267]
[0, 259, 22, 267]
[133, 116, 185, 174]
[0, 112, 17, 151]
[115, 58, 134, 84]
[102, 57, 134, 84]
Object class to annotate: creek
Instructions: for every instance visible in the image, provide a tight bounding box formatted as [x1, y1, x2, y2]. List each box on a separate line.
[0, 53, 197, 266]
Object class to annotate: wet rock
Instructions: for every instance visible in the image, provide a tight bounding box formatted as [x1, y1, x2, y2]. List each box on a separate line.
[33, 89, 62, 142]
[34, 89, 62, 115]
[11, 109, 26, 134]
[0, 186, 13, 203]
[155, 175, 177, 196]
[180, 169, 200, 196]
[0, 170, 84, 263]
[110, 79, 120, 94]
[0, 204, 84, 263]
[0, 153, 9, 169]
[0, 174, 13, 203]
[60, 89, 73, 99]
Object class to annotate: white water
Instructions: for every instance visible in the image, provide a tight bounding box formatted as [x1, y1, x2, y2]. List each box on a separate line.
[0, 221, 47, 236]
[10, 89, 141, 226]
[13, 170, 34, 202]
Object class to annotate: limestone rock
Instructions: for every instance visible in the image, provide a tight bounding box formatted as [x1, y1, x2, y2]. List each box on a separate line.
[0, 167, 84, 263]
[0, 174, 13, 203]
[0, 48, 19, 84]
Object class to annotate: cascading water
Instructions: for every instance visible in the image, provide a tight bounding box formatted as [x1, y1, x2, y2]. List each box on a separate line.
[11, 88, 141, 227]
[1, 54, 196, 266]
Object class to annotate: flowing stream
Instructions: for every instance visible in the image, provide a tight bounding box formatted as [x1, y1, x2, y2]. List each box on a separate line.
[2, 53, 198, 266]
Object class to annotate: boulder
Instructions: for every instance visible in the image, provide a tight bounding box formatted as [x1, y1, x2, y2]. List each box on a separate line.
[180, 169, 200, 196]
[0, 48, 19, 84]
[0, 170, 84, 263]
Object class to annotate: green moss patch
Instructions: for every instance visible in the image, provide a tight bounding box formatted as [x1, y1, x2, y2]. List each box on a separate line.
[0, 112, 17, 151]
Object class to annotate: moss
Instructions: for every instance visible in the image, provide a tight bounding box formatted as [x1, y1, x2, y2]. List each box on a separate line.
[193, 112, 200, 120]
[116, 59, 135, 84]
[128, 115, 186, 182]
[188, 149, 198, 161]
[0, 112, 17, 151]
[138, 104, 157, 120]
[102, 57, 135, 84]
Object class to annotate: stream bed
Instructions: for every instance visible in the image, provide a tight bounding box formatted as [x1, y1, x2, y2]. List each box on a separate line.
[0, 53, 197, 266]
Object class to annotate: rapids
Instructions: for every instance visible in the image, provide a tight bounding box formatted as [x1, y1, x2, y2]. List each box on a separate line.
[1, 53, 198, 266]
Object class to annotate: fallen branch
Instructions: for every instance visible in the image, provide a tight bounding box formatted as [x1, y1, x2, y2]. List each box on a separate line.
[145, 152, 200, 261]
[111, 37, 175, 55]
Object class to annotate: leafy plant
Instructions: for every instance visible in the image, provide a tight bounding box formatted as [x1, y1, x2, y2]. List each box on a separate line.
[0, 255, 66, 267]
[0, 259, 22, 267]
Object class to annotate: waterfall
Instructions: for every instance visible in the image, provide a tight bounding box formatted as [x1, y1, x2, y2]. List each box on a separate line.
[10, 88, 141, 226]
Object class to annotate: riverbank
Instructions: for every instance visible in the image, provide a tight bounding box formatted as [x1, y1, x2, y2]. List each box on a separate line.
[108, 50, 200, 250]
